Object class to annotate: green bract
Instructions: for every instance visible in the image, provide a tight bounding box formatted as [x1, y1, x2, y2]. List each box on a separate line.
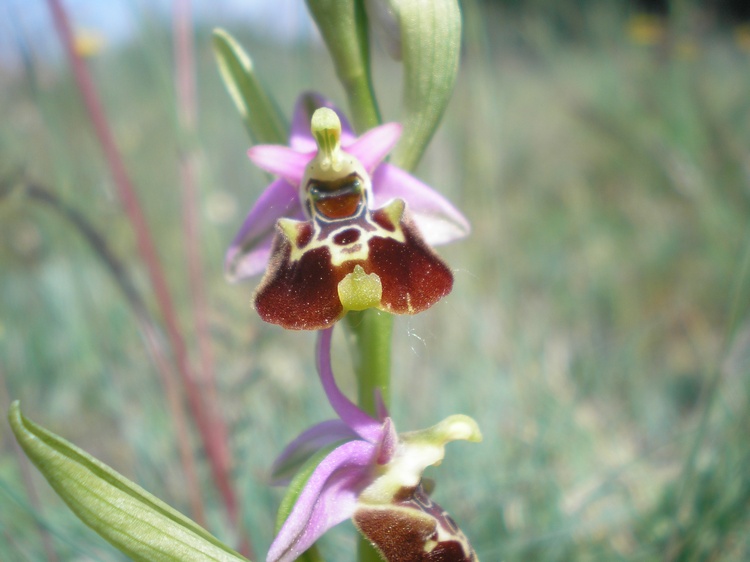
[8, 402, 250, 562]
[212, 28, 287, 144]
[388, 0, 462, 171]
[305, 0, 381, 132]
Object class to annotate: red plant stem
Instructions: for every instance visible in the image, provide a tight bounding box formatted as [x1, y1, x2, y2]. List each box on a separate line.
[20, 179, 207, 526]
[44, 0, 210, 522]
[173, 0, 252, 555]
[140, 323, 207, 526]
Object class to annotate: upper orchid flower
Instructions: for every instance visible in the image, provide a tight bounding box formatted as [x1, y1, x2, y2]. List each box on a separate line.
[266, 328, 482, 562]
[225, 92, 470, 330]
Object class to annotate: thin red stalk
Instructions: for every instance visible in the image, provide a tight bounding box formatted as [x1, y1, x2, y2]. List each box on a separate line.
[173, 0, 251, 555]
[45, 0, 212, 520]
[140, 324, 207, 526]
[19, 180, 206, 525]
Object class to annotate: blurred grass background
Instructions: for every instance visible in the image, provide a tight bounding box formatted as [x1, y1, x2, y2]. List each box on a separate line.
[2, 0, 750, 560]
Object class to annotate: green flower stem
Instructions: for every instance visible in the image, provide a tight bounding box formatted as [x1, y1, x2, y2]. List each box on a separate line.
[348, 0, 380, 133]
[346, 308, 392, 562]
[345, 309, 393, 562]
[346, 74, 381, 134]
[345, 310, 393, 416]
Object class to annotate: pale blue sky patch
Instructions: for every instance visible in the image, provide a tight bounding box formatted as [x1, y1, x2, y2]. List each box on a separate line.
[0, 0, 317, 69]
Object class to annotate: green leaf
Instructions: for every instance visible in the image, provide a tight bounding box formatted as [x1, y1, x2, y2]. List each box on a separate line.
[305, 0, 381, 132]
[8, 401, 251, 562]
[389, 0, 462, 171]
[212, 28, 287, 145]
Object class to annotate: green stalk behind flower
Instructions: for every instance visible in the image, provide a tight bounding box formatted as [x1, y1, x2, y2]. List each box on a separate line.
[305, 0, 381, 133]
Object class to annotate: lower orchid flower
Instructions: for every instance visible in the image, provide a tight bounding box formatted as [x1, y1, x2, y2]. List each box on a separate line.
[267, 328, 482, 562]
[226, 92, 470, 330]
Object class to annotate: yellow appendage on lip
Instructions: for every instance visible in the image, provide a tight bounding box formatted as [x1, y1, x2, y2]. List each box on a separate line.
[338, 265, 382, 311]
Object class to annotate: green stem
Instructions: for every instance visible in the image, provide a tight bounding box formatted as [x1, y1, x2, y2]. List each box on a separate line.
[345, 310, 392, 562]
[305, 0, 380, 134]
[344, 73, 381, 134]
[346, 310, 393, 416]
[347, 0, 380, 133]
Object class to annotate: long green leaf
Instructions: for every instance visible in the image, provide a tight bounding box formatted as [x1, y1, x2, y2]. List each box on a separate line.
[8, 401, 251, 562]
[212, 28, 287, 145]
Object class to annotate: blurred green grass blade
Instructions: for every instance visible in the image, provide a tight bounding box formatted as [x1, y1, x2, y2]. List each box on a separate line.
[8, 402, 251, 562]
[212, 28, 287, 145]
[390, 0, 461, 171]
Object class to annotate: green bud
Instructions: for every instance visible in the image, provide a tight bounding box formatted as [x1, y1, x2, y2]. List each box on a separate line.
[364, 0, 402, 60]
[8, 402, 250, 562]
[305, 0, 381, 132]
[212, 28, 287, 145]
[388, 0, 462, 172]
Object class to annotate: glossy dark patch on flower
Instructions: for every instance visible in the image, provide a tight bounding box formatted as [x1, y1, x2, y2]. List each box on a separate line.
[354, 482, 477, 561]
[296, 222, 314, 247]
[333, 228, 361, 245]
[308, 173, 364, 220]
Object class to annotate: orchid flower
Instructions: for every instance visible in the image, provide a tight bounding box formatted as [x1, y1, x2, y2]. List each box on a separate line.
[225, 92, 470, 330]
[267, 328, 482, 562]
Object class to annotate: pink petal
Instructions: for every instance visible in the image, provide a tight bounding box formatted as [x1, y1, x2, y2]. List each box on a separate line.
[346, 122, 402, 172]
[317, 328, 383, 443]
[290, 92, 356, 153]
[270, 419, 358, 485]
[247, 145, 311, 186]
[375, 418, 398, 465]
[224, 179, 302, 281]
[266, 440, 374, 562]
[372, 163, 471, 246]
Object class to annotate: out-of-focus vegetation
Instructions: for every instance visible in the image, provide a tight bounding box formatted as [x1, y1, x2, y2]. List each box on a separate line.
[1, 1, 749, 560]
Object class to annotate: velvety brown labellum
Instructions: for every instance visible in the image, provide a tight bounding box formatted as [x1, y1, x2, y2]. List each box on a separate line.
[354, 482, 478, 562]
[253, 202, 453, 330]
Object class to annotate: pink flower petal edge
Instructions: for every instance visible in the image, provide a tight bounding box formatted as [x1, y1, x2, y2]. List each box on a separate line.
[270, 419, 358, 485]
[316, 328, 383, 443]
[372, 163, 470, 246]
[266, 440, 374, 562]
[225, 178, 302, 281]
